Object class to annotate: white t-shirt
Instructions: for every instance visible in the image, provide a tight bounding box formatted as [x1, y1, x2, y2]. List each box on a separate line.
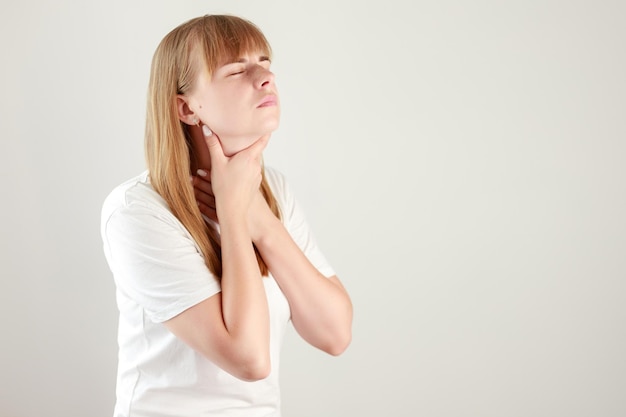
[101, 167, 334, 417]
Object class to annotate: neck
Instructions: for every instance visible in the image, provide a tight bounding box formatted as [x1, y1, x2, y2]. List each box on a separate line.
[189, 125, 212, 173]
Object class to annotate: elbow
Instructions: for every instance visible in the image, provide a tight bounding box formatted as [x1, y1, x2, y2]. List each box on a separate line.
[325, 313, 353, 356]
[234, 354, 271, 382]
[323, 330, 352, 357]
[203, 344, 271, 382]
[238, 364, 271, 382]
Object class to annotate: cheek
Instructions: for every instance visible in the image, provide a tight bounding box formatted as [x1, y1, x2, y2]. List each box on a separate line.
[200, 94, 240, 126]
[199, 101, 228, 128]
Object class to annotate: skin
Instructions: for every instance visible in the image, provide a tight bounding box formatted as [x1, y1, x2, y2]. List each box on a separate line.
[164, 50, 353, 382]
[183, 53, 280, 160]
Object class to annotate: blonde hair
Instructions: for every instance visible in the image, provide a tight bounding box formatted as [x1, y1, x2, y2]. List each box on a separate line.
[145, 15, 281, 278]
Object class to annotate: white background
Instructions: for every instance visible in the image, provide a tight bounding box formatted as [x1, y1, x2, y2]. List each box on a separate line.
[1, 1, 625, 416]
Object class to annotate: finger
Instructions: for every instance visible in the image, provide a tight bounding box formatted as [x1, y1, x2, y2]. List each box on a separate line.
[194, 171, 214, 195]
[193, 177, 216, 208]
[194, 191, 215, 211]
[197, 201, 218, 223]
[194, 185, 216, 208]
[202, 125, 226, 165]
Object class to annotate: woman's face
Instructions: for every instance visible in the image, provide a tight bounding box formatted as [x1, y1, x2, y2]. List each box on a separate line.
[186, 51, 280, 156]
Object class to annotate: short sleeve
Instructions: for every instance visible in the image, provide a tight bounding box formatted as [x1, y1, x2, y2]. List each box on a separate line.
[265, 168, 336, 278]
[102, 202, 221, 323]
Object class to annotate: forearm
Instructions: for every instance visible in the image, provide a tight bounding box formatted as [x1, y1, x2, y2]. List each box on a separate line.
[255, 217, 352, 355]
[171, 131, 272, 380]
[219, 214, 270, 368]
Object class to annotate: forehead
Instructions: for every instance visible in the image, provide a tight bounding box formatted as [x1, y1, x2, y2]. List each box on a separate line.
[197, 23, 271, 70]
[213, 42, 271, 66]
[218, 51, 271, 66]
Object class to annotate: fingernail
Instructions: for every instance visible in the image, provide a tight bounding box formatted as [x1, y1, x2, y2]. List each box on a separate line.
[202, 125, 212, 137]
[197, 169, 208, 177]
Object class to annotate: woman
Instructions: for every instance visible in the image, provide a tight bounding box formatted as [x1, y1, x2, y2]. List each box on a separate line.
[101, 14, 352, 417]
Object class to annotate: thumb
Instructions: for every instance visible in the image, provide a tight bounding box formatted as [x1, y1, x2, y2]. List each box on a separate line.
[202, 125, 226, 164]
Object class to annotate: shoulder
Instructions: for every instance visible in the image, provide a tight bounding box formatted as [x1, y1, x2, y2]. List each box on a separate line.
[101, 171, 171, 230]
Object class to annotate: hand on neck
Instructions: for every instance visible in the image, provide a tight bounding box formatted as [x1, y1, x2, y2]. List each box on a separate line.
[189, 125, 269, 173]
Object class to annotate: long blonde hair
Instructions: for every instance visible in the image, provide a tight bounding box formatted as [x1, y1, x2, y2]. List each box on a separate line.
[145, 15, 281, 278]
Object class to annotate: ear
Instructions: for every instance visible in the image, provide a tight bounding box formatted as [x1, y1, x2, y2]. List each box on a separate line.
[176, 95, 198, 126]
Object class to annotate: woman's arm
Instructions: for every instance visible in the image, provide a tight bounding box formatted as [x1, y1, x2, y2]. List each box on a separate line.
[193, 174, 353, 356]
[164, 134, 272, 381]
[249, 194, 353, 355]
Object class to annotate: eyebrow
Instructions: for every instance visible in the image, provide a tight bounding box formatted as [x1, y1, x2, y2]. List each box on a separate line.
[223, 55, 271, 65]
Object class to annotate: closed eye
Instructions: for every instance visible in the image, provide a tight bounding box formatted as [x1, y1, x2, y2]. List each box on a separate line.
[259, 57, 271, 68]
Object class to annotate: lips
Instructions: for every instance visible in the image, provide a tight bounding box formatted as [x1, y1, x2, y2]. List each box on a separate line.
[257, 95, 277, 107]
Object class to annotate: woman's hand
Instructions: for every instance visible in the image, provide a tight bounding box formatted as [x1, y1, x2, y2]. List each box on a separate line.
[200, 128, 269, 223]
[193, 128, 276, 241]
[194, 174, 275, 242]
[193, 170, 217, 223]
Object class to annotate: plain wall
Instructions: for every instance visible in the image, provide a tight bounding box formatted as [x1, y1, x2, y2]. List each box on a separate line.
[1, 1, 625, 416]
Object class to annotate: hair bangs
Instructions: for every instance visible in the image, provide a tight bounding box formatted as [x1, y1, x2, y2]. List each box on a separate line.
[200, 15, 272, 73]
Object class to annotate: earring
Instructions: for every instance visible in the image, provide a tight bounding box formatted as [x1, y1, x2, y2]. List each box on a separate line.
[192, 117, 199, 125]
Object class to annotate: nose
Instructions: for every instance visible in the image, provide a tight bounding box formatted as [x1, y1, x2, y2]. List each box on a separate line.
[254, 66, 275, 89]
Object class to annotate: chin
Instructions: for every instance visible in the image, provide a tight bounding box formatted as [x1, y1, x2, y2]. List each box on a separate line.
[218, 119, 280, 155]
[222, 134, 269, 156]
[262, 113, 280, 132]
